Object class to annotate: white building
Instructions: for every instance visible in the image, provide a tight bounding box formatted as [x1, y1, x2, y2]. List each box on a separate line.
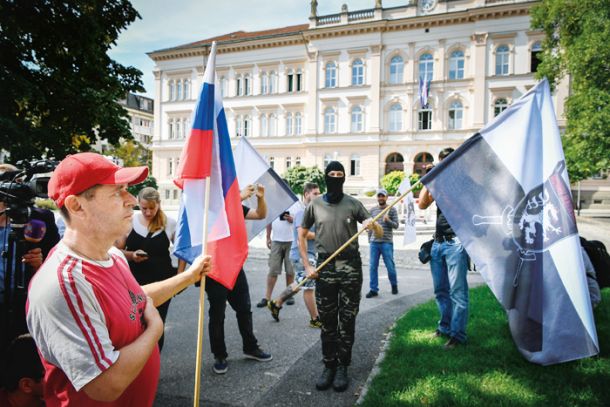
[148, 0, 569, 208]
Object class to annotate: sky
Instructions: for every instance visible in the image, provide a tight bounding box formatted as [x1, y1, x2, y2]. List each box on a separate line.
[108, 0, 404, 97]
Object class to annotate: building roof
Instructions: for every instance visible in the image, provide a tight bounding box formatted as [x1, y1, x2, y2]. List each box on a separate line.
[153, 23, 309, 53]
[119, 93, 154, 113]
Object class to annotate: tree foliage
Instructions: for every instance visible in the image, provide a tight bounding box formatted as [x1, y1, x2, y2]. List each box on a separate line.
[531, 0, 610, 180]
[108, 140, 150, 168]
[283, 166, 326, 195]
[0, 0, 143, 162]
[380, 171, 404, 195]
[128, 176, 158, 198]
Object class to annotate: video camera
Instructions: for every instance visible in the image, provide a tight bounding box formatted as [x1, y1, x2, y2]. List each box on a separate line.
[0, 159, 58, 225]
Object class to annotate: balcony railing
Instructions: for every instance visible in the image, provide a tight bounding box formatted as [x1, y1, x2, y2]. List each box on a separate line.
[348, 9, 375, 22]
[317, 13, 341, 25]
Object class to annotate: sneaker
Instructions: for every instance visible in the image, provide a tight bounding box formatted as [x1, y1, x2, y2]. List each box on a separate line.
[365, 291, 378, 299]
[391, 285, 398, 295]
[309, 317, 322, 329]
[267, 300, 282, 322]
[213, 358, 228, 374]
[315, 367, 336, 391]
[444, 337, 462, 350]
[285, 297, 295, 305]
[431, 329, 448, 339]
[256, 298, 268, 308]
[244, 348, 273, 362]
[333, 365, 349, 392]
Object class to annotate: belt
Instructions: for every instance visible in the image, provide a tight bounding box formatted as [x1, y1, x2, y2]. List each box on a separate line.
[318, 250, 359, 262]
[434, 234, 455, 243]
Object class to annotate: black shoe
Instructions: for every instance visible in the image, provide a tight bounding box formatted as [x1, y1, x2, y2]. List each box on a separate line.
[431, 329, 448, 339]
[391, 285, 398, 295]
[256, 298, 268, 308]
[267, 300, 282, 322]
[333, 365, 349, 392]
[286, 297, 295, 305]
[244, 348, 273, 361]
[365, 291, 378, 298]
[315, 367, 336, 391]
[444, 337, 462, 350]
[213, 358, 228, 374]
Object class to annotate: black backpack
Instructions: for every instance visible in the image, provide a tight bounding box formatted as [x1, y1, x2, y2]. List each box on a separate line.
[580, 237, 610, 289]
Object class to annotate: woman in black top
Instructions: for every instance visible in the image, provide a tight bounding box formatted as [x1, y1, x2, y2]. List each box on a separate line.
[116, 187, 184, 350]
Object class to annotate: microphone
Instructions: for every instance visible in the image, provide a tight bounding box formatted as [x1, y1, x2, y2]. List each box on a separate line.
[24, 219, 47, 243]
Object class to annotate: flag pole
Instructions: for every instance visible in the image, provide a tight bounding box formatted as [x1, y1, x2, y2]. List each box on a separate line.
[287, 180, 422, 294]
[193, 177, 211, 407]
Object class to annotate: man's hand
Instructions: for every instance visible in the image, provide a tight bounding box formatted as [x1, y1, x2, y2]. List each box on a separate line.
[22, 247, 43, 270]
[255, 183, 265, 198]
[305, 263, 318, 280]
[143, 296, 163, 338]
[131, 249, 148, 263]
[284, 213, 294, 223]
[240, 184, 256, 201]
[363, 219, 384, 238]
[382, 213, 390, 223]
[266, 237, 272, 250]
[184, 255, 212, 285]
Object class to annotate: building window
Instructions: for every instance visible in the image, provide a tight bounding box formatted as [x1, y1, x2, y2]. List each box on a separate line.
[165, 190, 170, 199]
[287, 70, 294, 92]
[295, 156, 301, 166]
[324, 154, 332, 169]
[286, 113, 293, 136]
[531, 41, 542, 73]
[419, 53, 434, 81]
[168, 120, 174, 139]
[183, 79, 190, 100]
[269, 114, 277, 137]
[269, 156, 275, 169]
[389, 103, 402, 131]
[419, 109, 432, 130]
[175, 120, 181, 140]
[494, 98, 509, 116]
[244, 75, 251, 96]
[176, 79, 183, 100]
[243, 115, 251, 137]
[236, 77, 242, 96]
[324, 107, 336, 133]
[495, 45, 510, 76]
[168, 158, 174, 176]
[448, 101, 463, 130]
[325, 62, 337, 88]
[295, 112, 302, 135]
[351, 106, 363, 133]
[261, 73, 268, 95]
[184, 118, 190, 138]
[448, 50, 465, 80]
[269, 71, 277, 94]
[220, 76, 227, 97]
[352, 59, 364, 86]
[168, 80, 175, 101]
[260, 114, 268, 137]
[236, 116, 244, 137]
[389, 55, 403, 84]
[296, 69, 303, 91]
[350, 154, 360, 176]
[286, 156, 292, 169]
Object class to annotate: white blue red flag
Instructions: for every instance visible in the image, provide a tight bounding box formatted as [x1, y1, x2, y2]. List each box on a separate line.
[421, 79, 599, 365]
[173, 42, 248, 289]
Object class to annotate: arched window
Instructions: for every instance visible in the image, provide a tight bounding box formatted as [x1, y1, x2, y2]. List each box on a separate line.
[448, 101, 463, 129]
[325, 62, 337, 88]
[531, 41, 542, 73]
[324, 107, 336, 133]
[350, 154, 360, 176]
[449, 50, 465, 80]
[261, 73, 268, 95]
[389, 55, 403, 84]
[286, 113, 293, 136]
[494, 98, 509, 117]
[295, 112, 302, 135]
[269, 114, 277, 137]
[352, 59, 364, 86]
[495, 45, 509, 76]
[389, 103, 402, 131]
[419, 53, 434, 81]
[260, 114, 268, 137]
[269, 71, 277, 94]
[351, 106, 363, 132]
[413, 152, 434, 176]
[385, 152, 404, 174]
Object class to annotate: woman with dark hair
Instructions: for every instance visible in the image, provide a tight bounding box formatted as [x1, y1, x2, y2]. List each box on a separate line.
[115, 187, 184, 351]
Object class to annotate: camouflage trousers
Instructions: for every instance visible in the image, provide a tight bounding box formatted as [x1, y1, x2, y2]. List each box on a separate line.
[315, 255, 363, 367]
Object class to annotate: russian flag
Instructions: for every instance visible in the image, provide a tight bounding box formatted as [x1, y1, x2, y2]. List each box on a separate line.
[173, 42, 248, 289]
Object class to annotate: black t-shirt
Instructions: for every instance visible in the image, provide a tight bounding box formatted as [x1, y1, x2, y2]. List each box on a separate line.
[436, 207, 455, 237]
[242, 205, 249, 218]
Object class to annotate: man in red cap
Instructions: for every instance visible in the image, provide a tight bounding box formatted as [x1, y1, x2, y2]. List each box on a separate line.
[26, 153, 211, 406]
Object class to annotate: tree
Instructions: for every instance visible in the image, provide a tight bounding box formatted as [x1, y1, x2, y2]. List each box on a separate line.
[531, 0, 610, 181]
[128, 176, 158, 198]
[283, 166, 326, 195]
[380, 171, 404, 195]
[108, 140, 150, 168]
[0, 0, 143, 162]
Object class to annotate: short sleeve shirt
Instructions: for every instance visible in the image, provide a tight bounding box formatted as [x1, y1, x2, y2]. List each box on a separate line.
[302, 195, 370, 255]
[26, 242, 160, 407]
[290, 203, 316, 262]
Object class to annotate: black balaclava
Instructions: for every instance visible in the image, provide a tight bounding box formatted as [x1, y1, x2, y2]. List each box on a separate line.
[324, 161, 345, 204]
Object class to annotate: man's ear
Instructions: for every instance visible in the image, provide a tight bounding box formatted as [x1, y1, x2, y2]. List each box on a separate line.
[18, 377, 37, 394]
[63, 195, 84, 220]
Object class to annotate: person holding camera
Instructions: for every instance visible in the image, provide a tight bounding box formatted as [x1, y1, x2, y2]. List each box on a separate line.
[115, 187, 185, 351]
[26, 153, 210, 406]
[0, 334, 45, 407]
[418, 148, 470, 350]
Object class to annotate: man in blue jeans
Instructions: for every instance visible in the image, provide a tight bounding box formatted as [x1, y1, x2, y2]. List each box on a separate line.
[365, 188, 399, 298]
[418, 148, 469, 349]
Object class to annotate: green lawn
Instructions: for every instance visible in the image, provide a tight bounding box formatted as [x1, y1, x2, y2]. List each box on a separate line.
[361, 286, 610, 406]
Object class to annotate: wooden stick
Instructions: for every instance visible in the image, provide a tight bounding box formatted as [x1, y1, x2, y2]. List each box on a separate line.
[287, 181, 422, 293]
[193, 178, 212, 407]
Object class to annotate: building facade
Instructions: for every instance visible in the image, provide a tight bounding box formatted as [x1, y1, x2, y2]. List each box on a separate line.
[148, 0, 569, 208]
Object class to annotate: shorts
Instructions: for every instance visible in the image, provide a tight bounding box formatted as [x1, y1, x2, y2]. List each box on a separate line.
[268, 241, 294, 276]
[292, 258, 316, 290]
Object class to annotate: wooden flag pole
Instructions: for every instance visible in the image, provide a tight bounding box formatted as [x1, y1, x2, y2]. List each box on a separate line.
[193, 177, 212, 407]
[287, 180, 423, 293]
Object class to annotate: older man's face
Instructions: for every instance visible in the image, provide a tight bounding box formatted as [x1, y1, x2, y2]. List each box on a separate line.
[77, 184, 137, 240]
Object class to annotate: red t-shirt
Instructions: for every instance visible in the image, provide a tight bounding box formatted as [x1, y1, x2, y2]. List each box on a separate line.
[26, 243, 160, 406]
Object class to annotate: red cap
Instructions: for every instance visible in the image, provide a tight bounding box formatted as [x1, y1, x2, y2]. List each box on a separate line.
[49, 152, 149, 208]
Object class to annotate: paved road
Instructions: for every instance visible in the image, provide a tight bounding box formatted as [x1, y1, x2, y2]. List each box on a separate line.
[154, 217, 609, 406]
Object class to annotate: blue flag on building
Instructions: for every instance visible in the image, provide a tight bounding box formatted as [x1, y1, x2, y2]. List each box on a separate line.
[421, 79, 599, 365]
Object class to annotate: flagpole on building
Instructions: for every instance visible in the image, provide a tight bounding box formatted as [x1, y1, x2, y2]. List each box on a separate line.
[193, 177, 211, 407]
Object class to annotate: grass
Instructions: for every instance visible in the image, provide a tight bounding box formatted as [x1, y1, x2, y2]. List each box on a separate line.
[361, 286, 610, 406]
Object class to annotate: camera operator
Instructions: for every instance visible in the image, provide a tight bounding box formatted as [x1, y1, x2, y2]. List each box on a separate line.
[0, 163, 60, 352]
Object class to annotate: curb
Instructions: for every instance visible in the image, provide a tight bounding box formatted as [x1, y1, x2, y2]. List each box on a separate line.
[355, 322, 396, 404]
